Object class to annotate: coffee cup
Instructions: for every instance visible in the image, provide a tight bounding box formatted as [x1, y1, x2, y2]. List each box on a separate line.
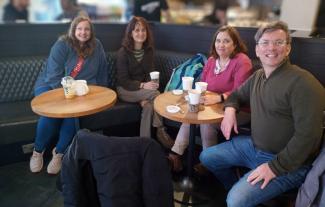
[195, 82, 208, 95]
[61, 76, 75, 99]
[188, 89, 201, 113]
[182, 76, 194, 92]
[74, 80, 89, 96]
[150, 71, 160, 84]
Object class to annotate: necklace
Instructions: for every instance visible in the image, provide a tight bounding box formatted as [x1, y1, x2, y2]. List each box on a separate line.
[215, 58, 230, 75]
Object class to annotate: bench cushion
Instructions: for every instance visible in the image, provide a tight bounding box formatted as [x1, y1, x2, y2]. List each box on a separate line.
[0, 101, 38, 144]
[79, 101, 142, 131]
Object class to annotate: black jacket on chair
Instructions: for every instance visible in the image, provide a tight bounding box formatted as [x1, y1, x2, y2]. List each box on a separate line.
[61, 130, 174, 207]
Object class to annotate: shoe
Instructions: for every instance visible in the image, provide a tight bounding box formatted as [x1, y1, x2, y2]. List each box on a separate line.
[167, 152, 183, 172]
[30, 150, 44, 173]
[156, 127, 174, 149]
[47, 148, 63, 175]
[194, 163, 209, 176]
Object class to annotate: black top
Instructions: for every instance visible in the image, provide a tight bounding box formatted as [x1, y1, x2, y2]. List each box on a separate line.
[133, 0, 168, 22]
[3, 3, 28, 22]
[116, 47, 154, 91]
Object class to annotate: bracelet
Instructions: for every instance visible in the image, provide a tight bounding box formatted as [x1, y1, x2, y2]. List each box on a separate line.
[220, 94, 224, 103]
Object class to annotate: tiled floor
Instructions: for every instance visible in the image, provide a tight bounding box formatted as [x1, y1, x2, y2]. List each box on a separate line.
[0, 161, 63, 207]
[0, 161, 227, 207]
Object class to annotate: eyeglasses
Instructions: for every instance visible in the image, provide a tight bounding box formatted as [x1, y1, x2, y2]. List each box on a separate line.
[257, 40, 288, 47]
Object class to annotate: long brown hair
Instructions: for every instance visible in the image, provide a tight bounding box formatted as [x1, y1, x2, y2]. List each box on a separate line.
[121, 16, 154, 51]
[209, 25, 248, 59]
[60, 15, 96, 58]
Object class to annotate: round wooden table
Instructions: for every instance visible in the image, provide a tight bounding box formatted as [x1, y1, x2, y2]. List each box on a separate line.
[154, 91, 224, 124]
[31, 85, 117, 118]
[154, 91, 224, 205]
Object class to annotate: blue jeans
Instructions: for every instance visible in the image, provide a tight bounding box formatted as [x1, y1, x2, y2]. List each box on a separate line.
[34, 86, 76, 154]
[200, 136, 310, 207]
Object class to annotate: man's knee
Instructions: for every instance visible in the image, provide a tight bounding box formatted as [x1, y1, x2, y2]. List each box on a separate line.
[226, 187, 250, 207]
[199, 148, 215, 167]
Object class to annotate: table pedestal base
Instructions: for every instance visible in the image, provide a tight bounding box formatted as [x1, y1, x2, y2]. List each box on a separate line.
[174, 177, 210, 206]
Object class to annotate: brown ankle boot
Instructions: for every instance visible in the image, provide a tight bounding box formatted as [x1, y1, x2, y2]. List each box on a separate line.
[156, 127, 174, 149]
[167, 153, 183, 172]
[194, 163, 209, 176]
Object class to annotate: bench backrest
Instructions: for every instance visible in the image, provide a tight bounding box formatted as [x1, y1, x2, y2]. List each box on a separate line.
[0, 51, 194, 103]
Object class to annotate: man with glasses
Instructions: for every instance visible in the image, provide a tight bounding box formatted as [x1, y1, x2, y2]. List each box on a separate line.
[200, 21, 325, 207]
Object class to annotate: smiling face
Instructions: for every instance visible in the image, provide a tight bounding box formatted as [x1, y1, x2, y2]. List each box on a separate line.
[74, 20, 91, 44]
[256, 29, 291, 71]
[131, 22, 147, 48]
[214, 31, 236, 59]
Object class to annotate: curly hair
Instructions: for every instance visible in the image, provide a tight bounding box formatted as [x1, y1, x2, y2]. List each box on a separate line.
[60, 15, 96, 58]
[121, 16, 154, 51]
[209, 25, 248, 59]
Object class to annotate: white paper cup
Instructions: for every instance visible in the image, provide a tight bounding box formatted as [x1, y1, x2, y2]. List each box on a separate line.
[150, 71, 160, 83]
[188, 89, 201, 105]
[195, 82, 208, 94]
[182, 76, 194, 91]
[188, 89, 201, 113]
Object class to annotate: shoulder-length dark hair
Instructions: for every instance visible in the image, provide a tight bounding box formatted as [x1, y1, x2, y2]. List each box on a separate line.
[60, 15, 96, 58]
[121, 16, 154, 51]
[209, 25, 248, 59]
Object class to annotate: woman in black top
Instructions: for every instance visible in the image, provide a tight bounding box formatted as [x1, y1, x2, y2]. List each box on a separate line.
[116, 16, 173, 148]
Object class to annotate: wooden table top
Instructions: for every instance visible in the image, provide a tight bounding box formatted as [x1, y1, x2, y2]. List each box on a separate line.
[31, 85, 117, 118]
[154, 91, 224, 124]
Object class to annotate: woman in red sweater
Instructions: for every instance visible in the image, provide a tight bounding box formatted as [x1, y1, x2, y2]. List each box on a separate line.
[168, 26, 253, 172]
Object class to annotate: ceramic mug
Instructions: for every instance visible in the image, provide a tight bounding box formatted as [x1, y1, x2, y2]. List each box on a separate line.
[73, 80, 89, 96]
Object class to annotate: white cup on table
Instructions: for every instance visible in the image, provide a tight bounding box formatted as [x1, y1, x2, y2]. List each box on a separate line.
[61, 76, 75, 99]
[73, 80, 89, 96]
[195, 82, 208, 95]
[182, 76, 194, 92]
[188, 89, 201, 113]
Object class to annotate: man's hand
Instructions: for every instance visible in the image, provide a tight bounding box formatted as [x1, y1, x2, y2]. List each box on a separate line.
[143, 81, 159, 90]
[220, 107, 238, 140]
[247, 163, 276, 189]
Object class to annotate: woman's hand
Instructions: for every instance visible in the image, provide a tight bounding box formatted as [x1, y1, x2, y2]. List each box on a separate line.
[143, 81, 159, 90]
[201, 94, 222, 105]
